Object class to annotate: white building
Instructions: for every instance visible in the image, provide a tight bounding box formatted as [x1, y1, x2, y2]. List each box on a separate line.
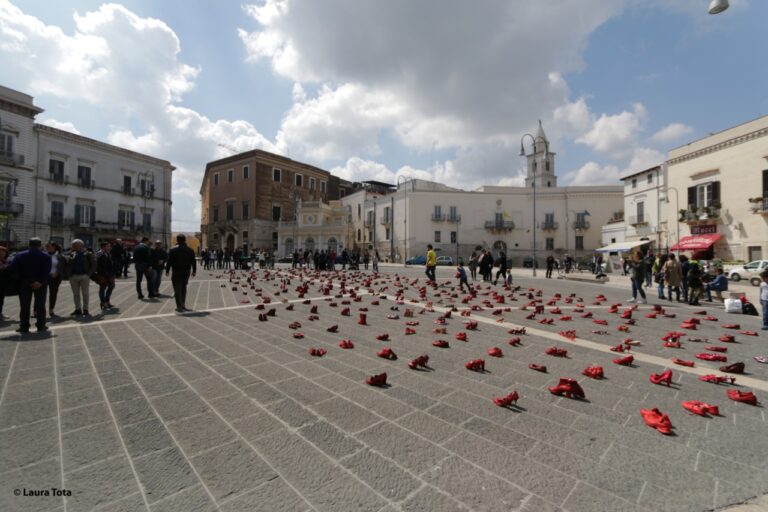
[620, 164, 667, 248]
[276, 200, 349, 256]
[342, 123, 624, 266]
[0, 85, 174, 249]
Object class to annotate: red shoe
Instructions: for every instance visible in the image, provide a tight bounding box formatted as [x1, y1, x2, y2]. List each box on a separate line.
[286, 304, 294, 311]
[609, 344, 625, 353]
[408, 354, 429, 370]
[613, 355, 634, 366]
[739, 330, 758, 336]
[464, 320, 478, 330]
[455, 332, 468, 342]
[719, 362, 745, 374]
[310, 305, 318, 314]
[727, 389, 758, 405]
[308, 347, 327, 357]
[341, 307, 350, 316]
[508, 337, 521, 346]
[487, 347, 503, 357]
[545, 346, 568, 357]
[718, 335, 735, 343]
[695, 353, 727, 362]
[548, 378, 585, 399]
[508, 327, 526, 335]
[681, 400, 708, 416]
[645, 313, 657, 319]
[649, 369, 673, 386]
[721, 323, 740, 330]
[366, 373, 387, 387]
[293, 332, 304, 339]
[432, 339, 449, 348]
[680, 322, 697, 330]
[326, 325, 339, 333]
[621, 310, 632, 319]
[376, 333, 390, 341]
[672, 357, 695, 367]
[465, 358, 485, 372]
[705, 345, 727, 353]
[582, 366, 604, 379]
[377, 347, 397, 360]
[702, 315, 718, 321]
[581, 312, 593, 319]
[699, 374, 735, 385]
[405, 320, 419, 326]
[288, 321, 302, 329]
[592, 319, 608, 325]
[404, 327, 416, 335]
[493, 391, 520, 407]
[432, 327, 448, 334]
[640, 408, 673, 435]
[434, 317, 446, 325]
[339, 339, 354, 349]
[559, 330, 577, 340]
[358, 313, 368, 325]
[662, 340, 682, 349]
[528, 363, 547, 372]
[258, 313, 267, 322]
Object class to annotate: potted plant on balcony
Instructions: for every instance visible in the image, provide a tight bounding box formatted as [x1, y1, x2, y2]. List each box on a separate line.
[678, 209, 687, 222]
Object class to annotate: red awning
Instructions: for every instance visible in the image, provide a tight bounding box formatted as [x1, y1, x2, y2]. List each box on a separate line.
[670, 234, 722, 251]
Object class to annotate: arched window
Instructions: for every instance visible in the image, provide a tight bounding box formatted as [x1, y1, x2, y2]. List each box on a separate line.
[357, 204, 361, 219]
[305, 237, 315, 251]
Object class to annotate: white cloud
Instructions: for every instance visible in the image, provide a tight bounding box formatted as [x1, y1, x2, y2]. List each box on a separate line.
[651, 122, 693, 143]
[37, 118, 80, 134]
[553, 97, 593, 135]
[575, 103, 647, 158]
[564, 161, 622, 186]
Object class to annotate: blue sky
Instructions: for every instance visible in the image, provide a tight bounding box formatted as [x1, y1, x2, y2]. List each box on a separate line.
[1, 0, 765, 231]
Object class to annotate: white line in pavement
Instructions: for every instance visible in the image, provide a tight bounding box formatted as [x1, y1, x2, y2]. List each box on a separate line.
[378, 293, 768, 393]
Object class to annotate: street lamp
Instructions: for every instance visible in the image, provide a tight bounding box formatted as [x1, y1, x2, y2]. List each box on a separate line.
[396, 175, 411, 266]
[520, 132, 549, 277]
[663, 186, 680, 256]
[288, 187, 299, 257]
[708, 0, 729, 15]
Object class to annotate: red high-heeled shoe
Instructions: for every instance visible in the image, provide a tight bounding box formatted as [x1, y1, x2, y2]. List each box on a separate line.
[545, 346, 568, 357]
[377, 347, 397, 360]
[681, 400, 719, 416]
[340, 307, 350, 316]
[640, 408, 673, 434]
[548, 378, 585, 399]
[727, 389, 758, 405]
[721, 323, 740, 330]
[404, 327, 416, 335]
[338, 339, 354, 349]
[310, 305, 318, 314]
[455, 332, 468, 342]
[705, 345, 727, 353]
[718, 335, 735, 343]
[672, 357, 695, 367]
[613, 355, 634, 366]
[376, 333, 390, 341]
[308, 347, 327, 357]
[662, 340, 682, 349]
[719, 362, 745, 374]
[529, 363, 547, 372]
[487, 347, 503, 358]
[699, 374, 735, 385]
[293, 332, 304, 339]
[649, 369, 672, 386]
[432, 339, 449, 348]
[695, 353, 727, 362]
[739, 330, 758, 336]
[507, 337, 521, 346]
[358, 313, 368, 325]
[582, 366, 604, 379]
[326, 325, 339, 333]
[609, 343, 625, 353]
[493, 391, 519, 407]
[366, 373, 387, 387]
[408, 354, 429, 370]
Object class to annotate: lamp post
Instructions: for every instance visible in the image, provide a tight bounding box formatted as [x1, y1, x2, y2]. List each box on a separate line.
[288, 188, 299, 257]
[664, 186, 680, 257]
[520, 133, 549, 277]
[396, 175, 411, 266]
[708, 0, 729, 15]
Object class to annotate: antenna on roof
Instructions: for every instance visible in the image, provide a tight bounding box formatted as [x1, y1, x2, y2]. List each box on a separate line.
[217, 143, 239, 155]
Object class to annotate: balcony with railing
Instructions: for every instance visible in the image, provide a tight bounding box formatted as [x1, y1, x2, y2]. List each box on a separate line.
[628, 215, 647, 226]
[541, 221, 559, 231]
[0, 201, 24, 215]
[678, 205, 721, 223]
[572, 220, 590, 230]
[122, 185, 135, 195]
[0, 151, 24, 166]
[379, 215, 392, 225]
[749, 197, 768, 215]
[50, 173, 68, 185]
[446, 214, 461, 223]
[78, 178, 95, 189]
[484, 219, 514, 231]
[431, 213, 446, 222]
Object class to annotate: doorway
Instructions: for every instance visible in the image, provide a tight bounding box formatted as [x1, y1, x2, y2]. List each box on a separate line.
[226, 234, 235, 252]
[748, 246, 762, 262]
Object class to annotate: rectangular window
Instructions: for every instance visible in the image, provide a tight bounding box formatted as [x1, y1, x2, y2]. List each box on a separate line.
[385, 227, 391, 240]
[309, 177, 316, 191]
[213, 173, 219, 186]
[383, 206, 391, 222]
[434, 231, 441, 243]
[75, 204, 95, 227]
[689, 181, 720, 209]
[433, 205, 442, 217]
[142, 212, 151, 231]
[450, 231, 457, 244]
[575, 236, 584, 250]
[227, 169, 234, 183]
[0, 132, 14, 156]
[494, 212, 503, 224]
[123, 175, 132, 194]
[50, 201, 64, 225]
[546, 238, 554, 251]
[320, 181, 327, 194]
[118, 210, 135, 230]
[49, 159, 65, 182]
[295, 174, 303, 187]
[632, 178, 637, 189]
[544, 212, 555, 224]
[647, 173, 653, 184]
[273, 168, 281, 182]
[226, 203, 234, 221]
[636, 201, 645, 223]
[243, 231, 248, 240]
[77, 165, 92, 187]
[576, 212, 587, 224]
[243, 165, 249, 180]
[449, 206, 458, 221]
[212, 206, 219, 222]
[272, 205, 281, 221]
[242, 202, 250, 220]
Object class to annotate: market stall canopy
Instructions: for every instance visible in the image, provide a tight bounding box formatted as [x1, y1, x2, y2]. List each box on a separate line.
[670, 234, 722, 251]
[596, 240, 652, 253]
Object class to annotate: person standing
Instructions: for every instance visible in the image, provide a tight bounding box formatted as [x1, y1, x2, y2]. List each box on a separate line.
[95, 241, 116, 310]
[662, 253, 682, 302]
[425, 244, 437, 283]
[644, 251, 655, 288]
[759, 270, 768, 331]
[373, 250, 380, 273]
[626, 251, 648, 304]
[166, 234, 197, 312]
[363, 250, 370, 270]
[46, 241, 64, 317]
[110, 239, 125, 278]
[149, 240, 167, 298]
[679, 254, 690, 303]
[67, 239, 95, 316]
[133, 237, 152, 299]
[0, 246, 11, 321]
[494, 251, 508, 285]
[468, 251, 478, 281]
[546, 255, 556, 279]
[10, 238, 51, 333]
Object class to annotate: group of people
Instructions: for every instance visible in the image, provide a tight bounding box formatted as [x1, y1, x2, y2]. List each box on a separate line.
[291, 248, 379, 272]
[623, 250, 729, 306]
[0, 235, 197, 333]
[201, 248, 273, 270]
[464, 248, 508, 285]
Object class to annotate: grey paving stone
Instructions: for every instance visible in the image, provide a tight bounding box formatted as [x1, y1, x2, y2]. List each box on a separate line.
[190, 439, 277, 501]
[299, 420, 363, 459]
[562, 482, 646, 512]
[424, 402, 475, 426]
[420, 455, 530, 512]
[167, 412, 238, 456]
[0, 457, 63, 512]
[248, 361, 299, 383]
[278, 376, 334, 405]
[139, 373, 189, 397]
[344, 386, 413, 420]
[105, 383, 144, 404]
[98, 370, 136, 389]
[59, 386, 104, 409]
[219, 477, 309, 512]
[94, 492, 147, 512]
[62, 421, 123, 471]
[638, 482, 717, 512]
[149, 484, 217, 512]
[9, 364, 54, 384]
[174, 361, 217, 381]
[460, 416, 538, 453]
[341, 448, 421, 502]
[355, 421, 449, 474]
[382, 385, 437, 410]
[401, 486, 470, 512]
[65, 456, 141, 511]
[151, 390, 210, 422]
[120, 418, 176, 458]
[266, 398, 319, 428]
[60, 401, 111, 433]
[2, 377, 55, 404]
[0, 395, 57, 429]
[111, 397, 157, 427]
[0, 419, 59, 469]
[133, 447, 200, 504]
[209, 393, 262, 422]
[311, 396, 381, 432]
[241, 380, 286, 405]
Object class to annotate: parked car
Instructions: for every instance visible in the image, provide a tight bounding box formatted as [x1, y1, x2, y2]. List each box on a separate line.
[436, 255, 453, 266]
[405, 255, 426, 265]
[726, 260, 768, 286]
[522, 256, 539, 268]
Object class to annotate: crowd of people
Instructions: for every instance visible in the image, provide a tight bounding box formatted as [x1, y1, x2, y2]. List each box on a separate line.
[0, 235, 197, 333]
[200, 247, 274, 270]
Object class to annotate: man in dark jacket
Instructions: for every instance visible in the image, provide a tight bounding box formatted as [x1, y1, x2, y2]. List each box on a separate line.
[10, 238, 52, 333]
[166, 234, 197, 312]
[132, 237, 152, 299]
[149, 240, 167, 298]
[110, 239, 125, 278]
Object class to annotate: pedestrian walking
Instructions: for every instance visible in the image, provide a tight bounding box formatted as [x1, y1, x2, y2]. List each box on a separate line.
[10, 238, 51, 333]
[494, 251, 508, 285]
[662, 253, 682, 301]
[46, 241, 64, 317]
[373, 251, 380, 273]
[625, 251, 647, 304]
[425, 244, 437, 283]
[456, 262, 472, 293]
[759, 270, 768, 331]
[546, 255, 555, 279]
[110, 239, 125, 277]
[95, 241, 116, 310]
[166, 234, 197, 312]
[468, 251, 478, 281]
[133, 237, 152, 299]
[67, 239, 95, 316]
[687, 260, 703, 306]
[149, 240, 167, 298]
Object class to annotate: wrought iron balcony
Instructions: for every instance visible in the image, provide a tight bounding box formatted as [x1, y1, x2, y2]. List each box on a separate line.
[431, 213, 446, 221]
[447, 214, 461, 223]
[0, 151, 24, 166]
[541, 221, 559, 230]
[50, 173, 68, 185]
[78, 179, 95, 189]
[572, 220, 590, 230]
[379, 215, 392, 225]
[749, 197, 768, 215]
[628, 215, 647, 226]
[122, 185, 135, 195]
[484, 220, 514, 230]
[0, 201, 24, 215]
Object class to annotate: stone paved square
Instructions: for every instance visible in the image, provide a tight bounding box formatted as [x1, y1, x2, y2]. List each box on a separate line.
[1, 265, 767, 511]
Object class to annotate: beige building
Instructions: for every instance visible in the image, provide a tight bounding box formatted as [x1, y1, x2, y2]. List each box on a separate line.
[276, 200, 350, 256]
[664, 115, 768, 261]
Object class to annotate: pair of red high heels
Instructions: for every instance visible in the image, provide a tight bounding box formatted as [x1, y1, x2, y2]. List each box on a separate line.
[582, 366, 604, 379]
[366, 373, 387, 387]
[641, 408, 673, 435]
[408, 354, 429, 370]
[338, 339, 354, 349]
[545, 347, 568, 358]
[613, 355, 634, 366]
[649, 369, 672, 386]
[529, 363, 547, 373]
[308, 347, 327, 357]
[377, 347, 397, 360]
[376, 333, 390, 341]
[548, 378, 585, 399]
[493, 391, 520, 407]
[465, 359, 485, 372]
[487, 347, 503, 358]
[682, 400, 719, 416]
[727, 389, 758, 405]
[432, 339, 449, 348]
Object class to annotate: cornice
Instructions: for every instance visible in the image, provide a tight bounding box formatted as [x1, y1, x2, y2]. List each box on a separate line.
[667, 127, 768, 166]
[0, 98, 43, 119]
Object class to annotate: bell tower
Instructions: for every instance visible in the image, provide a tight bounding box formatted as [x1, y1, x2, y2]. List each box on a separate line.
[524, 120, 557, 188]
